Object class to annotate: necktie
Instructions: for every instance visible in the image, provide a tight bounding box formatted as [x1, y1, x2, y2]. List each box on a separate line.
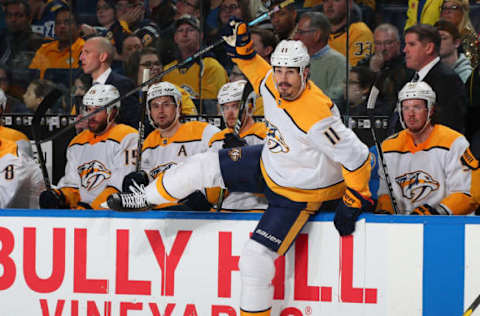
[412, 72, 420, 82]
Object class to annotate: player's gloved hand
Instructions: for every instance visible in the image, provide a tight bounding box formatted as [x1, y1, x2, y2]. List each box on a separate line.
[223, 133, 247, 148]
[39, 189, 67, 209]
[122, 171, 149, 193]
[334, 187, 374, 236]
[221, 17, 256, 60]
[179, 190, 213, 211]
[410, 204, 447, 215]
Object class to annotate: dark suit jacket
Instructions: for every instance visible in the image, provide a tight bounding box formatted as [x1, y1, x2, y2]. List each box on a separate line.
[422, 61, 467, 134]
[105, 70, 140, 129]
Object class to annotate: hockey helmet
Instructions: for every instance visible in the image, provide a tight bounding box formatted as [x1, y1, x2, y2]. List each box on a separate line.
[82, 84, 120, 115]
[397, 81, 436, 129]
[146, 81, 182, 129]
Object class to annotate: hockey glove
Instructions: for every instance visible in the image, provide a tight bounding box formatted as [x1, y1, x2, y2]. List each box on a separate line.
[334, 187, 374, 236]
[179, 190, 213, 211]
[411, 204, 447, 215]
[223, 133, 247, 149]
[122, 171, 149, 193]
[39, 189, 67, 209]
[221, 17, 256, 60]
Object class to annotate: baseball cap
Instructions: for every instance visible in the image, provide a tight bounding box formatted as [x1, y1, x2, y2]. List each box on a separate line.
[175, 14, 200, 31]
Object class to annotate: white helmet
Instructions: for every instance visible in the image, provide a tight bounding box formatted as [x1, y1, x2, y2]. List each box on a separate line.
[217, 80, 247, 105]
[0, 89, 6, 113]
[270, 40, 310, 100]
[83, 84, 120, 114]
[146, 82, 182, 129]
[397, 81, 436, 130]
[218, 80, 255, 129]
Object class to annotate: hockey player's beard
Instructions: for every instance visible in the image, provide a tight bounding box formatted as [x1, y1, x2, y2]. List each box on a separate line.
[157, 116, 177, 131]
[88, 119, 108, 135]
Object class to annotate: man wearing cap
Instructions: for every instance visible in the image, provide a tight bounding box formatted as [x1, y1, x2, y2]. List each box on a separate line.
[162, 14, 229, 101]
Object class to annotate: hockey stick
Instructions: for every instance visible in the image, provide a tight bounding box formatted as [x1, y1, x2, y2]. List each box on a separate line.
[464, 293, 480, 316]
[216, 82, 255, 211]
[40, 0, 296, 145]
[366, 86, 400, 214]
[136, 68, 150, 172]
[31, 88, 63, 190]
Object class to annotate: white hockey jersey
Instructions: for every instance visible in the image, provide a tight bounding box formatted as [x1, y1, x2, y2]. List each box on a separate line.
[142, 121, 219, 208]
[56, 124, 138, 209]
[208, 121, 268, 211]
[0, 139, 45, 208]
[234, 55, 372, 203]
[377, 125, 478, 215]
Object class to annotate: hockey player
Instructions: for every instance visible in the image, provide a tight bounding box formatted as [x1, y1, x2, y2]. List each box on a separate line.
[0, 89, 33, 158]
[209, 80, 268, 212]
[0, 138, 44, 208]
[39, 84, 138, 210]
[106, 21, 373, 316]
[122, 81, 220, 211]
[376, 81, 479, 215]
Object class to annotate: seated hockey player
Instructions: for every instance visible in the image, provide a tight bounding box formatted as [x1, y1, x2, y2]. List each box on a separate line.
[106, 17, 374, 316]
[376, 81, 479, 215]
[122, 81, 220, 211]
[0, 138, 44, 208]
[39, 84, 138, 209]
[208, 80, 268, 212]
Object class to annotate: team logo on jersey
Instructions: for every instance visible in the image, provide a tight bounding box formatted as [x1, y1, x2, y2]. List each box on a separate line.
[228, 148, 242, 162]
[395, 170, 440, 203]
[150, 162, 176, 179]
[461, 148, 479, 170]
[266, 121, 289, 154]
[77, 160, 111, 191]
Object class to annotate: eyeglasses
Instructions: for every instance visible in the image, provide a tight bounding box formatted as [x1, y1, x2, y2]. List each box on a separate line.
[140, 61, 162, 68]
[220, 4, 239, 12]
[441, 5, 461, 12]
[295, 29, 316, 35]
[348, 80, 361, 85]
[374, 40, 396, 47]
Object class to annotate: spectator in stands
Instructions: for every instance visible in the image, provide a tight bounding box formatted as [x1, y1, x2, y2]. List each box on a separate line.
[162, 15, 228, 101]
[294, 11, 346, 103]
[0, 88, 33, 157]
[324, 0, 374, 66]
[174, 0, 201, 20]
[149, 0, 176, 34]
[29, 7, 84, 79]
[342, 66, 377, 115]
[22, 78, 56, 113]
[440, 0, 480, 68]
[0, 0, 46, 69]
[29, 0, 69, 39]
[376, 81, 478, 215]
[0, 64, 28, 113]
[435, 19, 472, 83]
[38, 84, 138, 210]
[120, 34, 143, 61]
[80, 0, 131, 63]
[269, 1, 297, 41]
[251, 27, 277, 63]
[403, 24, 467, 134]
[358, 23, 413, 114]
[72, 73, 92, 133]
[405, 0, 443, 30]
[79, 36, 140, 128]
[117, 0, 160, 47]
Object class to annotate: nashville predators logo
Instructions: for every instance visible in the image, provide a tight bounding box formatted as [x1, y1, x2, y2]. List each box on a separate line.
[77, 160, 111, 191]
[228, 148, 242, 162]
[395, 170, 440, 203]
[266, 121, 289, 154]
[150, 162, 176, 179]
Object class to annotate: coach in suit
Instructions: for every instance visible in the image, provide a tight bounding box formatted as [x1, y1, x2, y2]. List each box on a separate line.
[404, 24, 467, 134]
[79, 36, 139, 128]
